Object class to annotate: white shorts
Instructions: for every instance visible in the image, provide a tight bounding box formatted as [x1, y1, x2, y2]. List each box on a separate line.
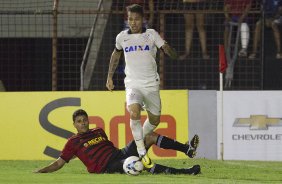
[126, 86, 161, 116]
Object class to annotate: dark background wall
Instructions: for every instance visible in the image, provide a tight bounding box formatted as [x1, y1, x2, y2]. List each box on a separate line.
[0, 10, 282, 91]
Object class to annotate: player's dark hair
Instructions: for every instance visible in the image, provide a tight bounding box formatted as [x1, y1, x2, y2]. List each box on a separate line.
[126, 4, 144, 17]
[72, 109, 88, 122]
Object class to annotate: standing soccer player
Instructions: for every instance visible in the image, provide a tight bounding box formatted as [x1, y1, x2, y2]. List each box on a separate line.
[106, 4, 178, 160]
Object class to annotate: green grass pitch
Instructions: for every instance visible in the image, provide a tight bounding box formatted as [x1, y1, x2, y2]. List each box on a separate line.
[0, 159, 281, 184]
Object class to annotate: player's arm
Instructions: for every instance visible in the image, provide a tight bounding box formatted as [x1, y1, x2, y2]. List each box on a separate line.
[106, 49, 122, 91]
[34, 157, 66, 173]
[161, 43, 178, 60]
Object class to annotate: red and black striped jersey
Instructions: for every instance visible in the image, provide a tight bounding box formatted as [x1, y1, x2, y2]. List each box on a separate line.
[60, 128, 119, 173]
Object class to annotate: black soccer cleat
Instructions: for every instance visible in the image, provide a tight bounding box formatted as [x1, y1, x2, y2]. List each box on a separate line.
[186, 134, 199, 158]
[184, 164, 201, 175]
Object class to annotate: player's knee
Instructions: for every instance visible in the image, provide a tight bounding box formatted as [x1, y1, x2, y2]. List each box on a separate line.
[149, 116, 160, 126]
[130, 111, 140, 120]
[144, 132, 158, 148]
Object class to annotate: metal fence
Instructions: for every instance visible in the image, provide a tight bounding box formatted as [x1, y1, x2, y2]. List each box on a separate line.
[1, 0, 280, 91]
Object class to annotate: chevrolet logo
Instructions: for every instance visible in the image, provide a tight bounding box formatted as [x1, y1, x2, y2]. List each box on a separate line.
[233, 115, 282, 130]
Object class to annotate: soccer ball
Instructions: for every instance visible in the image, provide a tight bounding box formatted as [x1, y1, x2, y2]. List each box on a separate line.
[123, 156, 144, 176]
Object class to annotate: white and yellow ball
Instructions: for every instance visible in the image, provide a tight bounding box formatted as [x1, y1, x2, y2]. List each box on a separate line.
[123, 156, 144, 176]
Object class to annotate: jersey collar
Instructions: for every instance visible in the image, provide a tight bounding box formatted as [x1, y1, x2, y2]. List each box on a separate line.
[127, 27, 146, 34]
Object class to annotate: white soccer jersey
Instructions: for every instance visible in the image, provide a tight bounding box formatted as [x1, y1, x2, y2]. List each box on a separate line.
[115, 28, 165, 88]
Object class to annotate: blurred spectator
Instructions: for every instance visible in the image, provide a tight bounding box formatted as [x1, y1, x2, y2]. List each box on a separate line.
[179, 0, 210, 60]
[123, 0, 154, 29]
[224, 0, 252, 57]
[249, 0, 282, 59]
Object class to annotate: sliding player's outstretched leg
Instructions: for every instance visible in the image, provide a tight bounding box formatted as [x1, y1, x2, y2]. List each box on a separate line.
[147, 133, 200, 158]
[141, 153, 200, 175]
[147, 163, 201, 175]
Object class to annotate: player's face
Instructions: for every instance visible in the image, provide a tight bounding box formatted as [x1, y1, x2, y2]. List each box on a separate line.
[74, 115, 89, 133]
[127, 11, 143, 34]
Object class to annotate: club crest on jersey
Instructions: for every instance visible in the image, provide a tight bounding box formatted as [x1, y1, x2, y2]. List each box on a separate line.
[124, 45, 150, 52]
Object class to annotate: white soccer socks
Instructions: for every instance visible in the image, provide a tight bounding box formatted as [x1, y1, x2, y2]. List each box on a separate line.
[143, 119, 157, 137]
[130, 119, 146, 156]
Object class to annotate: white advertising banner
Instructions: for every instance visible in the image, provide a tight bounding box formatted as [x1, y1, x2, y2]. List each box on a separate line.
[219, 91, 282, 161]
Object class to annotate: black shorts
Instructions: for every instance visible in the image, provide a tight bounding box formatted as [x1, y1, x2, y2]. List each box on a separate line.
[104, 141, 139, 173]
